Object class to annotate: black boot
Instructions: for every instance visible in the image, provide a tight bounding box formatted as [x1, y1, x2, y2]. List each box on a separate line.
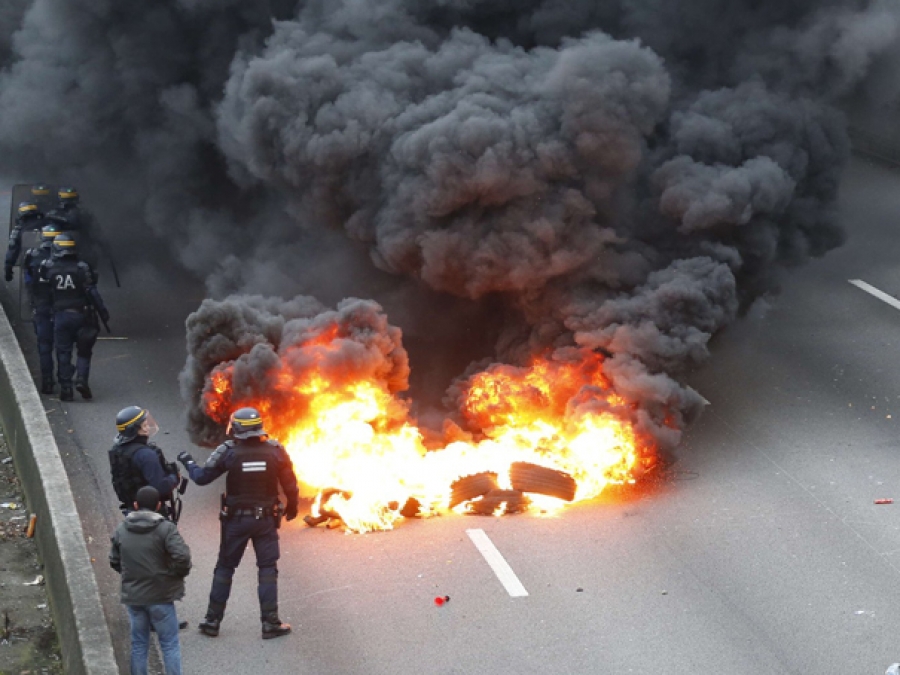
[60, 386, 74, 402]
[74, 377, 92, 400]
[41, 378, 54, 395]
[261, 614, 291, 640]
[199, 615, 221, 637]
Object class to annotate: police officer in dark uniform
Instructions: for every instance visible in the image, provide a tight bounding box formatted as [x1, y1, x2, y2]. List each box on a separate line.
[46, 186, 91, 231]
[109, 405, 190, 631]
[28, 184, 55, 214]
[40, 233, 109, 401]
[177, 407, 299, 640]
[4, 201, 47, 282]
[109, 406, 184, 520]
[46, 187, 100, 274]
[22, 223, 64, 394]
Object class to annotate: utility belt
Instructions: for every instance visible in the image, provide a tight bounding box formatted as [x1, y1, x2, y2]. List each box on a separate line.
[220, 496, 283, 528]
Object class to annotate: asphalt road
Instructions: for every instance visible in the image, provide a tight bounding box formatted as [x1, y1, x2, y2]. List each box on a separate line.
[5, 154, 900, 674]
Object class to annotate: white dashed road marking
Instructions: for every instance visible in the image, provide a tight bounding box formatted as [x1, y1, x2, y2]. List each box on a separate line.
[849, 279, 900, 312]
[466, 528, 529, 597]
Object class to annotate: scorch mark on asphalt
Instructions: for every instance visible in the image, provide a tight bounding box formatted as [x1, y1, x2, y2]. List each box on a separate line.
[466, 528, 529, 597]
[849, 279, 900, 311]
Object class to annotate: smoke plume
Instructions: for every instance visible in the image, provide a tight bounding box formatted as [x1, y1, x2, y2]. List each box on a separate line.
[2, 0, 898, 449]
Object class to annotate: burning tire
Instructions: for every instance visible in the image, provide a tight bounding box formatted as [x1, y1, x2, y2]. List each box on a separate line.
[318, 487, 353, 519]
[467, 489, 530, 515]
[449, 472, 499, 508]
[509, 462, 576, 502]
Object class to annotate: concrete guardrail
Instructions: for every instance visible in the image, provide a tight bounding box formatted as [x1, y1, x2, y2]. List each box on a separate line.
[0, 304, 118, 674]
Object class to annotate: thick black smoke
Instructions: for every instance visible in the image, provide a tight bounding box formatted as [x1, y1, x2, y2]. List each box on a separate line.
[2, 0, 898, 448]
[180, 295, 410, 447]
[0, 0, 29, 67]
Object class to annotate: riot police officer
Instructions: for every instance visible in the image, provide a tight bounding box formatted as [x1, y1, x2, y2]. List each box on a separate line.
[46, 186, 91, 230]
[46, 187, 100, 273]
[22, 223, 63, 394]
[4, 201, 47, 281]
[109, 406, 184, 521]
[177, 407, 299, 640]
[28, 184, 55, 213]
[40, 234, 109, 401]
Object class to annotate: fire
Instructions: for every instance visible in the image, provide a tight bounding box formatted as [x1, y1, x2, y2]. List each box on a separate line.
[202, 339, 650, 533]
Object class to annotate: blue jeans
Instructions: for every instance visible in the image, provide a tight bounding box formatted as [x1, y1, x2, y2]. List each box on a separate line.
[127, 603, 182, 675]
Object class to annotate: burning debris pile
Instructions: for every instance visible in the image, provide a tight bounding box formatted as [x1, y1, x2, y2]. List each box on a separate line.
[182, 295, 666, 532]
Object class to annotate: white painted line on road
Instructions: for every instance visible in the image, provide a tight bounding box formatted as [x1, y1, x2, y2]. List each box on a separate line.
[466, 528, 529, 597]
[849, 279, 900, 312]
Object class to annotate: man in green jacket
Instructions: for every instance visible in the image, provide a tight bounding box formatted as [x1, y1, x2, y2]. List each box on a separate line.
[110, 485, 191, 675]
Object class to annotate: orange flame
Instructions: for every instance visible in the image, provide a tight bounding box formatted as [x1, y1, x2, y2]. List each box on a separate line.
[202, 343, 650, 532]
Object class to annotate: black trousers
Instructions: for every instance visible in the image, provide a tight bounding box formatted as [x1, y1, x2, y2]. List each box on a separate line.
[208, 515, 280, 619]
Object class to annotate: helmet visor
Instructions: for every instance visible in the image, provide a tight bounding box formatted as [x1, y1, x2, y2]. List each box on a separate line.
[140, 414, 159, 439]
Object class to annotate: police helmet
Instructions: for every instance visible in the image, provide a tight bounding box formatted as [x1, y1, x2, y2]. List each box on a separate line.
[16, 201, 41, 221]
[57, 186, 79, 206]
[41, 223, 63, 239]
[51, 233, 77, 258]
[115, 406, 159, 443]
[39, 223, 63, 248]
[31, 184, 51, 197]
[228, 407, 265, 439]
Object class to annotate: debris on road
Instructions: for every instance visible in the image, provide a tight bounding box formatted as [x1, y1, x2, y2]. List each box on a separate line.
[25, 513, 36, 537]
[466, 489, 530, 516]
[434, 595, 450, 606]
[874, 498, 894, 504]
[450, 472, 499, 508]
[510, 462, 577, 502]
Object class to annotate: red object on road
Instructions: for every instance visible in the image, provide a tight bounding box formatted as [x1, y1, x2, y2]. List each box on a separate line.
[874, 498, 894, 504]
[434, 595, 450, 606]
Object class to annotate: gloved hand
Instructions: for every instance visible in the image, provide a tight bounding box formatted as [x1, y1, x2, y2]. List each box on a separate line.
[4, 267, 12, 282]
[177, 451, 195, 469]
[98, 307, 110, 323]
[285, 504, 298, 521]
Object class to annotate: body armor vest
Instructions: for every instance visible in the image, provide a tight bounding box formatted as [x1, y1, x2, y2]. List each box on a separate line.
[46, 258, 91, 311]
[109, 440, 169, 507]
[225, 439, 280, 508]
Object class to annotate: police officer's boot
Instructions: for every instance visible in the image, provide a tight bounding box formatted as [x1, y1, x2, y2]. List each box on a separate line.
[41, 377, 54, 395]
[60, 385, 73, 402]
[198, 615, 221, 637]
[261, 613, 291, 640]
[74, 376, 92, 400]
